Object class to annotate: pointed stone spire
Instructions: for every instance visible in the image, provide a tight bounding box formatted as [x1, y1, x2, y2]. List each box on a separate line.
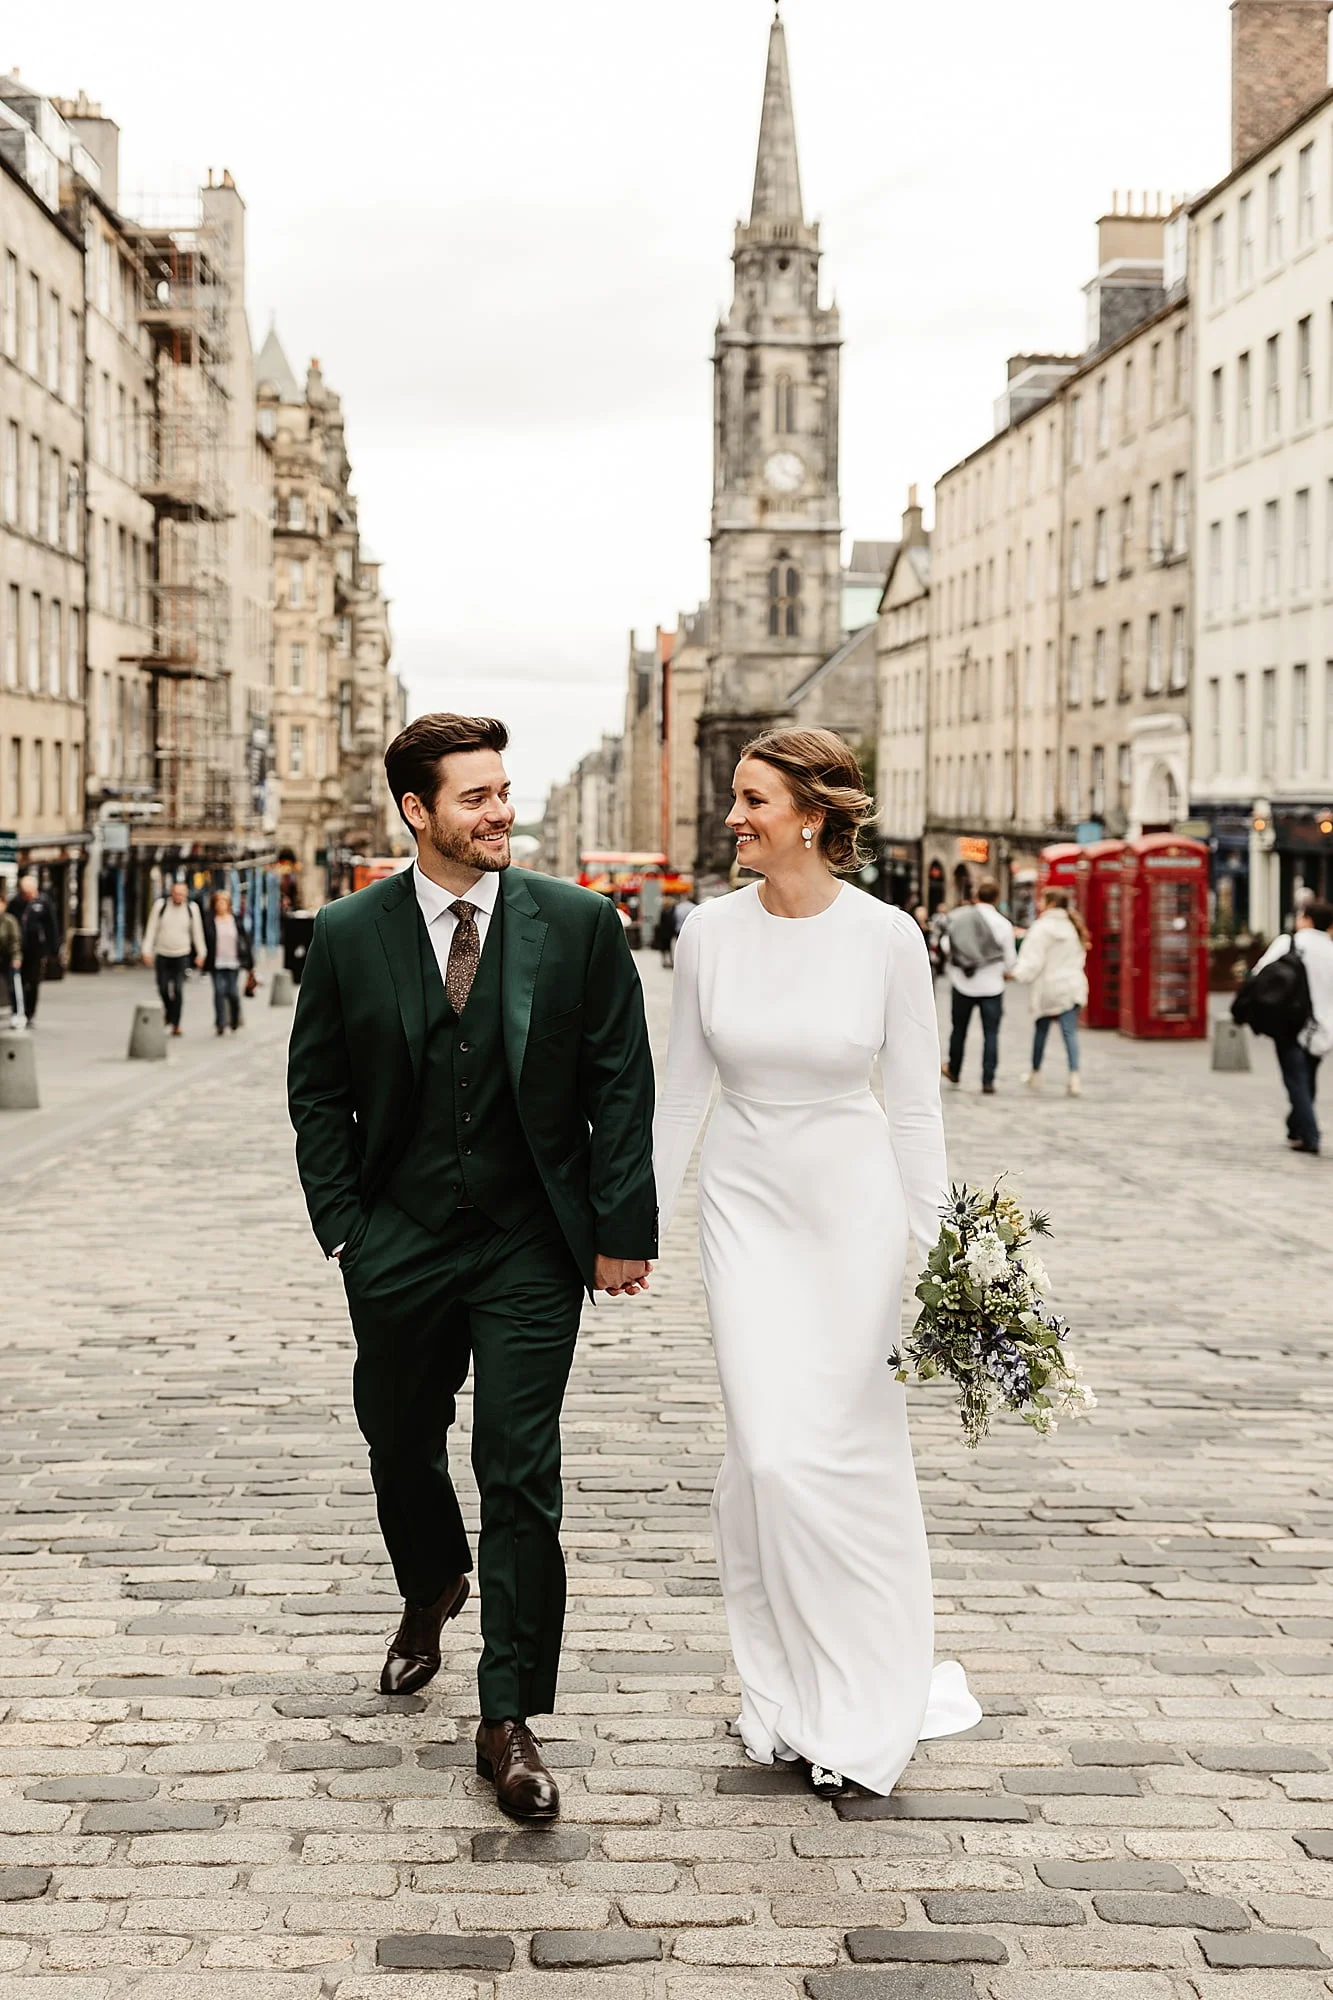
[255, 321, 302, 403]
[749, 10, 804, 225]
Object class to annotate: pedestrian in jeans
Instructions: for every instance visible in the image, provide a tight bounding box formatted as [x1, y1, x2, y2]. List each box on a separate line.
[1010, 888, 1090, 1096]
[142, 882, 206, 1035]
[200, 890, 254, 1036]
[941, 879, 1016, 1095]
[1251, 898, 1333, 1156]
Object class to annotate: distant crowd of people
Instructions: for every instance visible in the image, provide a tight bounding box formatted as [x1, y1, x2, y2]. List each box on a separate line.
[0, 876, 256, 1038]
[0, 874, 60, 1026]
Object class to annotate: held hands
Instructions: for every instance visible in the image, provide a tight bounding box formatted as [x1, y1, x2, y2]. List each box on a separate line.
[594, 1255, 652, 1298]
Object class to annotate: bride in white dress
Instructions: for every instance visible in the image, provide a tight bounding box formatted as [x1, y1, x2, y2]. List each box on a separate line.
[653, 728, 980, 1797]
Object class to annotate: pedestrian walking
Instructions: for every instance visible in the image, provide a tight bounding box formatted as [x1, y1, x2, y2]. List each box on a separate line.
[288, 713, 657, 1824]
[911, 902, 940, 976]
[142, 882, 206, 1035]
[1010, 887, 1090, 1096]
[10, 873, 59, 1026]
[1246, 899, 1333, 1156]
[201, 890, 254, 1036]
[940, 879, 1016, 1094]
[0, 889, 23, 1021]
[652, 900, 677, 969]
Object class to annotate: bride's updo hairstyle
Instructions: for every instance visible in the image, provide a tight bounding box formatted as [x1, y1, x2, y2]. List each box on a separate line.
[740, 727, 875, 873]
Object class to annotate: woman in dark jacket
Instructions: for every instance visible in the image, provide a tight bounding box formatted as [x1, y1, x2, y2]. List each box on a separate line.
[200, 890, 254, 1035]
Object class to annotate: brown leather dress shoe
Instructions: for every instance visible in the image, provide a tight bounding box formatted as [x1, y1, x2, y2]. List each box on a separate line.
[475, 1718, 560, 1822]
[379, 1575, 470, 1696]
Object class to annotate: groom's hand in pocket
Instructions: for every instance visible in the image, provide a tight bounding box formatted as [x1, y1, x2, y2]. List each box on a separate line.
[595, 1256, 653, 1298]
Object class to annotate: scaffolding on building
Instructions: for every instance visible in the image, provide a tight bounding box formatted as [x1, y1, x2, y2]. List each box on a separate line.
[127, 196, 235, 840]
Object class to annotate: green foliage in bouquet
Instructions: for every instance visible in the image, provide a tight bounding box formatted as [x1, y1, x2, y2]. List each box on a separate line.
[890, 1180, 1096, 1449]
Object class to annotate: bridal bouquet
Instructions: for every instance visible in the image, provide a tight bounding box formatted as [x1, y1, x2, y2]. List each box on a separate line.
[890, 1181, 1096, 1449]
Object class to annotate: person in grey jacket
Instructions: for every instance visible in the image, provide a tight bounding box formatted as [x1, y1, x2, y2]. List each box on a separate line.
[941, 880, 1016, 1095]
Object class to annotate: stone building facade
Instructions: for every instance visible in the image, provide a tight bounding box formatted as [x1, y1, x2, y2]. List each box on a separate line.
[1061, 284, 1193, 849]
[1191, 0, 1333, 931]
[257, 331, 402, 902]
[56, 97, 157, 959]
[929, 359, 1072, 909]
[0, 82, 88, 941]
[664, 604, 707, 873]
[875, 493, 931, 906]
[925, 204, 1192, 912]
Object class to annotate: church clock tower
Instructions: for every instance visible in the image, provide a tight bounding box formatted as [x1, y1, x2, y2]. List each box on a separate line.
[696, 9, 843, 881]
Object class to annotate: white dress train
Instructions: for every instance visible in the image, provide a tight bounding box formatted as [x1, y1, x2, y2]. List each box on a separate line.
[652, 884, 981, 1796]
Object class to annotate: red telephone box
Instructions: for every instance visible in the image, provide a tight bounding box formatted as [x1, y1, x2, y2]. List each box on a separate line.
[1075, 839, 1127, 1030]
[1038, 843, 1083, 901]
[1119, 835, 1209, 1040]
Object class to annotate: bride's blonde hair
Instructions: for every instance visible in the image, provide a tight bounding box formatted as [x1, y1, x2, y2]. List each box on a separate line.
[739, 728, 875, 873]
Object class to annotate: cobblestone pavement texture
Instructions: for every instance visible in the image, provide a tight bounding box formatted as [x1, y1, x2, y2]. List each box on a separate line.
[2, 951, 1331, 1999]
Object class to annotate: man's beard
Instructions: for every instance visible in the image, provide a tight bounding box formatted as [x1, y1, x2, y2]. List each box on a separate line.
[423, 810, 511, 874]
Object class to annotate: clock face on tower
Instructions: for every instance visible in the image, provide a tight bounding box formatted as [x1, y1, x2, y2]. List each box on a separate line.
[763, 450, 805, 495]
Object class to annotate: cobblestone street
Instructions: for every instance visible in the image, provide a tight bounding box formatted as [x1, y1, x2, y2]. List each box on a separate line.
[2, 953, 1332, 2000]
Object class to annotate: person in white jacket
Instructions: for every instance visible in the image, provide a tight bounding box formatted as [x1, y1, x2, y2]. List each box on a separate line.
[1251, 899, 1333, 1155]
[1008, 888, 1090, 1096]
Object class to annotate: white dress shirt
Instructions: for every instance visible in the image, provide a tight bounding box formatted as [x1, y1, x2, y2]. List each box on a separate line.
[413, 861, 501, 985]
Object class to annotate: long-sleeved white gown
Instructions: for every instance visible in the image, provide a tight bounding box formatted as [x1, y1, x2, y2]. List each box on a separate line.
[653, 883, 981, 1795]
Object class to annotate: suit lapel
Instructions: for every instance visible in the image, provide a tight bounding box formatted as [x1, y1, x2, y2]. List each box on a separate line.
[375, 871, 427, 1082]
[500, 870, 547, 1095]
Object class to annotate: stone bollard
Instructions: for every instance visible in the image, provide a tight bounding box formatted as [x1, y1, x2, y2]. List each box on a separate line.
[0, 1031, 39, 1109]
[269, 968, 295, 1007]
[128, 1001, 167, 1062]
[1212, 1017, 1251, 1072]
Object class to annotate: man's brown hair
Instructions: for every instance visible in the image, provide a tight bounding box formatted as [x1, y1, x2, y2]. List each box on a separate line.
[384, 713, 509, 825]
[977, 878, 1001, 904]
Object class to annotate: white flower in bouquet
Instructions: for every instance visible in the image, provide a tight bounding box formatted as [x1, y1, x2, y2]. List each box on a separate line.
[890, 1179, 1095, 1450]
[1017, 1247, 1052, 1296]
[964, 1232, 1008, 1287]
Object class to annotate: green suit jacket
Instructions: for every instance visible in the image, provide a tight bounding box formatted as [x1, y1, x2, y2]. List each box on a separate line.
[286, 866, 658, 1284]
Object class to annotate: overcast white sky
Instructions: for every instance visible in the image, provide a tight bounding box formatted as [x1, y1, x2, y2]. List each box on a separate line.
[20, 0, 1238, 816]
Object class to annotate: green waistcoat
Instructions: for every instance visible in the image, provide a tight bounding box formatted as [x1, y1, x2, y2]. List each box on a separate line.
[384, 899, 546, 1235]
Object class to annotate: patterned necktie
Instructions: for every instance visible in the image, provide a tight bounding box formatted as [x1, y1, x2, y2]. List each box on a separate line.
[445, 900, 480, 1015]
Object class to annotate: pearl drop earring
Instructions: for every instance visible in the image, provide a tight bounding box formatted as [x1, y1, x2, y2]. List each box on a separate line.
[801, 827, 813, 849]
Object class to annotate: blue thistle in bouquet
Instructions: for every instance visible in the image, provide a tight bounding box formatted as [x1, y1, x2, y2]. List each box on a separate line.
[890, 1180, 1096, 1449]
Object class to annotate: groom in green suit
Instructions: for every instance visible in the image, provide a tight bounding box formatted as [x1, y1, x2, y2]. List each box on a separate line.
[288, 713, 657, 1821]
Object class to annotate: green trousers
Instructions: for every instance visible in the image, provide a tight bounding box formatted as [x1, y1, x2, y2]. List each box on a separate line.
[339, 1196, 584, 1720]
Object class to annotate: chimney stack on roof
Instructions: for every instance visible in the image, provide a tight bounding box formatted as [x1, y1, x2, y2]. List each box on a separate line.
[1231, 0, 1332, 169]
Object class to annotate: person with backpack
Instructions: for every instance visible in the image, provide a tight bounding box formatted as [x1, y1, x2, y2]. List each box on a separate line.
[940, 879, 1016, 1095]
[1239, 899, 1333, 1156]
[142, 881, 206, 1037]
